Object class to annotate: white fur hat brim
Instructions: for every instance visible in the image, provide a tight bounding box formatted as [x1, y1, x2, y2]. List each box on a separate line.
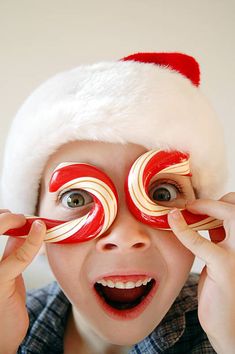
[1, 57, 227, 214]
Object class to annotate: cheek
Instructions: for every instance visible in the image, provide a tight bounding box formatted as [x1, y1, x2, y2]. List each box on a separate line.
[152, 230, 195, 277]
[45, 244, 87, 289]
[148, 231, 194, 321]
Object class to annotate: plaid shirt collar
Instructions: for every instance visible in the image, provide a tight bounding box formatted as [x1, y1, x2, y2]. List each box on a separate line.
[131, 274, 198, 353]
[20, 274, 199, 354]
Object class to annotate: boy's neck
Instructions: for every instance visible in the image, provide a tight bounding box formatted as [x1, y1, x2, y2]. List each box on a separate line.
[64, 306, 130, 354]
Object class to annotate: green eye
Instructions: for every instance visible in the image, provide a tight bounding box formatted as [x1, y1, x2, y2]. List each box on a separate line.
[60, 189, 93, 209]
[149, 183, 178, 202]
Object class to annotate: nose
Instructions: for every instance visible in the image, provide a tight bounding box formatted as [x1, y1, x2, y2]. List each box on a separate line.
[95, 210, 151, 253]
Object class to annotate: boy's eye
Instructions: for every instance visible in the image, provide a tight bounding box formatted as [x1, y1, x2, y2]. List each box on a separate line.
[60, 189, 93, 209]
[149, 183, 179, 202]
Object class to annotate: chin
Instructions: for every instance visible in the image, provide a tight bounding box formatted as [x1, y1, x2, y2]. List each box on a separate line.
[97, 331, 147, 347]
[92, 315, 160, 346]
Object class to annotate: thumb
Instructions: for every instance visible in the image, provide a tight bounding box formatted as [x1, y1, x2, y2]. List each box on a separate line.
[167, 209, 227, 269]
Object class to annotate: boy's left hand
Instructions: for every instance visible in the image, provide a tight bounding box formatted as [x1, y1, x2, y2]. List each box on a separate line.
[168, 193, 235, 354]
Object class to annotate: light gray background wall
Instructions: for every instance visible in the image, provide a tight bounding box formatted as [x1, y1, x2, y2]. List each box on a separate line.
[0, 0, 234, 289]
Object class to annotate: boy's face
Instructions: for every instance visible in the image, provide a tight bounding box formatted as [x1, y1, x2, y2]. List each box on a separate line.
[39, 141, 195, 345]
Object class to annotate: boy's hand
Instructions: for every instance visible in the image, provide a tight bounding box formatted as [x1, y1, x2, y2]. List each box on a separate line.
[168, 193, 235, 354]
[0, 210, 46, 354]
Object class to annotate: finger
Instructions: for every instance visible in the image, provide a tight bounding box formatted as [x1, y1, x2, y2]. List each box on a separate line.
[0, 212, 26, 235]
[209, 192, 235, 243]
[0, 220, 46, 282]
[168, 209, 227, 268]
[219, 192, 235, 204]
[0, 213, 27, 260]
[0, 209, 11, 214]
[186, 198, 235, 247]
[186, 198, 235, 222]
[1, 237, 26, 261]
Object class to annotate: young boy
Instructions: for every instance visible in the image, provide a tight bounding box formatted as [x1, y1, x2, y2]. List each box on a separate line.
[0, 53, 234, 354]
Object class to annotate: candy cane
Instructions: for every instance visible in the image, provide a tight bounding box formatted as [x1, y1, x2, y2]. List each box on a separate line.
[125, 149, 223, 231]
[6, 163, 118, 243]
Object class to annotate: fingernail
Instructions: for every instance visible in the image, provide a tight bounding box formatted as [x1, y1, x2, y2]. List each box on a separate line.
[16, 213, 25, 218]
[33, 220, 44, 230]
[169, 208, 182, 220]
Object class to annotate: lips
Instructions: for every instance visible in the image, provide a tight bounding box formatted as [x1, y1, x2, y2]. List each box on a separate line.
[93, 274, 158, 320]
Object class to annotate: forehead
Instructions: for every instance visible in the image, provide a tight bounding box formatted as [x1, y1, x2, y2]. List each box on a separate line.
[42, 140, 148, 183]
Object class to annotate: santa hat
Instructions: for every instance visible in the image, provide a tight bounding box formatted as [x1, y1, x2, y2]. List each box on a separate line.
[1, 52, 227, 214]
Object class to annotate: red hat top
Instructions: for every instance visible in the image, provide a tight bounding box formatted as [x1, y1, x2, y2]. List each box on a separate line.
[122, 52, 200, 87]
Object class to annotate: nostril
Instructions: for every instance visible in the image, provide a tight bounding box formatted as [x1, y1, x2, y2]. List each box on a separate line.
[133, 242, 146, 249]
[103, 243, 117, 251]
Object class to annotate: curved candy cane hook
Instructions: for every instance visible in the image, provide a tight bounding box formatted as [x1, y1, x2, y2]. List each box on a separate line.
[125, 149, 223, 231]
[6, 163, 118, 244]
[6, 149, 223, 243]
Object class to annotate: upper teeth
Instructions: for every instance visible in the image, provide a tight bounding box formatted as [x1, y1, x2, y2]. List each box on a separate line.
[96, 277, 152, 289]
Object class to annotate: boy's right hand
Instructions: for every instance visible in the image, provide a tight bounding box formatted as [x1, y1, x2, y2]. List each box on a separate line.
[0, 210, 46, 354]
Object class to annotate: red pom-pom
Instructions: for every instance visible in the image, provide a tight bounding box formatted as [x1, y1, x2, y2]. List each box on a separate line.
[122, 52, 200, 86]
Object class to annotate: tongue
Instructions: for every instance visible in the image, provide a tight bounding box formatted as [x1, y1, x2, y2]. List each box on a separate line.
[101, 285, 146, 303]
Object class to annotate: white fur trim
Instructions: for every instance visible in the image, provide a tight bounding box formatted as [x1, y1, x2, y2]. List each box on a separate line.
[1, 60, 227, 214]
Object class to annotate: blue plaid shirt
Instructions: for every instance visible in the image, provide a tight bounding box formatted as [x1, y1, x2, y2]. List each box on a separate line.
[18, 273, 216, 353]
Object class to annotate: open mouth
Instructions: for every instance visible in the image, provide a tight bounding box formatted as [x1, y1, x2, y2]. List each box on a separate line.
[94, 277, 156, 311]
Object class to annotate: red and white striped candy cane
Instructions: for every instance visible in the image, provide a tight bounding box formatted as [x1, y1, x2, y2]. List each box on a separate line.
[125, 149, 223, 231]
[6, 163, 118, 244]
